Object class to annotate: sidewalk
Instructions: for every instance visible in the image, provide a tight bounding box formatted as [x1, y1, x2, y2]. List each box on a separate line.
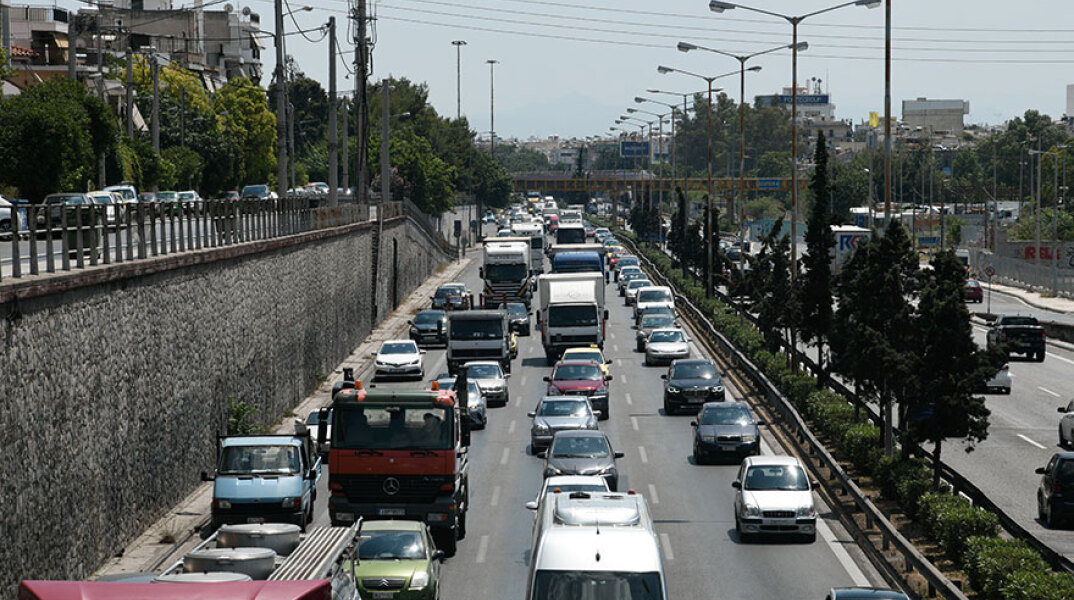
[93, 247, 478, 579]
[985, 280, 1074, 315]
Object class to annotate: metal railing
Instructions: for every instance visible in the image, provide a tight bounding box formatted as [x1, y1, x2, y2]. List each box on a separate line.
[968, 247, 1074, 299]
[1, 196, 388, 283]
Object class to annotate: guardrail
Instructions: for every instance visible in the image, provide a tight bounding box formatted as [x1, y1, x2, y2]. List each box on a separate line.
[619, 234, 968, 599]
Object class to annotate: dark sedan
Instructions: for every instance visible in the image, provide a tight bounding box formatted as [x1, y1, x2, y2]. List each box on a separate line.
[502, 302, 531, 336]
[539, 430, 623, 491]
[409, 310, 448, 346]
[662, 359, 725, 414]
[1036, 452, 1074, 528]
[691, 402, 763, 464]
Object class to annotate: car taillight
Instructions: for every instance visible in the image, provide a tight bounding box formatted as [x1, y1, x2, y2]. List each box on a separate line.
[1054, 483, 1064, 494]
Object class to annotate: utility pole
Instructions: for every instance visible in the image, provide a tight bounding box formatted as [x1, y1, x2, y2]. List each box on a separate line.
[149, 49, 159, 154]
[68, 18, 77, 79]
[485, 58, 499, 238]
[1, 1, 10, 56]
[97, 13, 106, 188]
[125, 49, 134, 138]
[380, 80, 391, 205]
[342, 99, 349, 193]
[180, 85, 186, 147]
[327, 16, 338, 207]
[354, 0, 370, 205]
[452, 40, 466, 120]
[274, 0, 287, 194]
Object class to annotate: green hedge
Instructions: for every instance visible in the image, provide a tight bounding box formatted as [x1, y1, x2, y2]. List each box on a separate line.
[919, 492, 1000, 561]
[1000, 569, 1074, 600]
[838, 423, 883, 475]
[962, 537, 1049, 600]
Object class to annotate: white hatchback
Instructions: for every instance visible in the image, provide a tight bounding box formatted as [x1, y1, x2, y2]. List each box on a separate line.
[732, 455, 817, 543]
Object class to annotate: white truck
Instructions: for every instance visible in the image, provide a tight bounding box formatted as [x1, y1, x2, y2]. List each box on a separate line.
[511, 222, 546, 273]
[830, 225, 871, 275]
[537, 272, 607, 362]
[481, 239, 534, 308]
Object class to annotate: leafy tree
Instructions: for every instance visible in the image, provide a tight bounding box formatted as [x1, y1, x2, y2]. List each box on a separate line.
[162, 146, 205, 191]
[744, 197, 785, 220]
[0, 47, 14, 80]
[908, 249, 993, 487]
[369, 127, 455, 214]
[751, 221, 797, 352]
[470, 150, 512, 210]
[269, 73, 328, 157]
[213, 77, 277, 187]
[495, 144, 552, 172]
[800, 131, 836, 381]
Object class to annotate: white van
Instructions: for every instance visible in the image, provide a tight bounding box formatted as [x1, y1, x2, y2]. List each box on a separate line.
[527, 490, 666, 600]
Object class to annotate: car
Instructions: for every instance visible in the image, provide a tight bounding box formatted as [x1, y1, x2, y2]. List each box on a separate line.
[432, 374, 488, 429]
[528, 396, 599, 453]
[691, 402, 763, 464]
[1036, 452, 1074, 527]
[352, 520, 443, 600]
[523, 475, 610, 512]
[86, 191, 121, 226]
[981, 361, 1011, 394]
[624, 279, 653, 305]
[964, 279, 984, 303]
[732, 455, 817, 543]
[502, 301, 532, 336]
[662, 359, 726, 414]
[463, 360, 509, 406]
[1058, 400, 1074, 448]
[37, 192, 89, 230]
[0, 196, 13, 233]
[539, 430, 624, 491]
[635, 311, 678, 352]
[561, 345, 611, 379]
[825, 588, 909, 600]
[156, 191, 180, 215]
[633, 286, 675, 321]
[617, 268, 646, 294]
[302, 408, 332, 455]
[374, 339, 426, 380]
[241, 184, 277, 200]
[645, 328, 690, 366]
[614, 255, 640, 279]
[545, 359, 612, 420]
[431, 282, 473, 311]
[223, 190, 241, 201]
[409, 309, 448, 347]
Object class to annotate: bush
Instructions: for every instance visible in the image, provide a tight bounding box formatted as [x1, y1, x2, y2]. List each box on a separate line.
[1000, 569, 1074, 600]
[962, 537, 1048, 599]
[918, 492, 999, 561]
[893, 466, 937, 518]
[838, 423, 883, 474]
[781, 373, 819, 409]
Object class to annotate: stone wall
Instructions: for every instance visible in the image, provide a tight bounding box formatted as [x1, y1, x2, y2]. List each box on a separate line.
[0, 216, 450, 593]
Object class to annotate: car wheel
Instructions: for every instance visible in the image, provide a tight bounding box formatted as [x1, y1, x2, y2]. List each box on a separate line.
[644, 357, 651, 366]
[298, 507, 308, 533]
[693, 448, 704, 465]
[663, 398, 673, 416]
[636, 341, 644, 352]
[1045, 501, 1057, 529]
[1036, 352, 1046, 363]
[735, 518, 751, 543]
[0, 219, 11, 233]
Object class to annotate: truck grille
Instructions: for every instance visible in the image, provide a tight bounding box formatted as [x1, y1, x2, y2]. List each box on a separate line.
[451, 349, 502, 359]
[335, 474, 449, 504]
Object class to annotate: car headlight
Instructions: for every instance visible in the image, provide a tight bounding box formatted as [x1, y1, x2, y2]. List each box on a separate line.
[281, 497, 301, 509]
[533, 422, 550, 433]
[796, 504, 816, 518]
[700, 434, 715, 443]
[409, 570, 430, 590]
[544, 466, 562, 477]
[713, 386, 725, 394]
[741, 434, 757, 443]
[409, 327, 419, 335]
[215, 499, 231, 510]
[667, 386, 681, 394]
[741, 503, 761, 518]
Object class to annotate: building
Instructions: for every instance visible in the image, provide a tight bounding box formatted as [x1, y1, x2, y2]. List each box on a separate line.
[1066, 84, 1074, 132]
[755, 81, 851, 142]
[1, 5, 74, 95]
[901, 98, 970, 134]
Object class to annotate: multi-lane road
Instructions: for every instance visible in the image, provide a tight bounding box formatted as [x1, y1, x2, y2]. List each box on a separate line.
[305, 236, 889, 599]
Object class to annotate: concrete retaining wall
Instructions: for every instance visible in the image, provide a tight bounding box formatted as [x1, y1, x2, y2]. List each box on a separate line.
[0, 216, 449, 593]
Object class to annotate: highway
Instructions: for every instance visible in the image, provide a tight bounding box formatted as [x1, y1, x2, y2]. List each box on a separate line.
[306, 231, 888, 599]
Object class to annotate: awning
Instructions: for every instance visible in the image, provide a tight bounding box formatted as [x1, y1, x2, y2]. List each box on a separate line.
[53, 37, 69, 49]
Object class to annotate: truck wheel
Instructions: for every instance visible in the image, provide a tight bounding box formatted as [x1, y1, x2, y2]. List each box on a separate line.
[434, 528, 458, 557]
[458, 512, 467, 540]
[1036, 351, 1046, 363]
[544, 350, 557, 364]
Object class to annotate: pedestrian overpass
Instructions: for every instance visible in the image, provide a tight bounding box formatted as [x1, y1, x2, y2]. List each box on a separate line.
[511, 174, 803, 195]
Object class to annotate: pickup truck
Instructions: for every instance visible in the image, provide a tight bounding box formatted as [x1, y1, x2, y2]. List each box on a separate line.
[986, 314, 1046, 362]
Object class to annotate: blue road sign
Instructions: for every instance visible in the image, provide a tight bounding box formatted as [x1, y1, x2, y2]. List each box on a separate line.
[620, 141, 651, 158]
[757, 178, 780, 191]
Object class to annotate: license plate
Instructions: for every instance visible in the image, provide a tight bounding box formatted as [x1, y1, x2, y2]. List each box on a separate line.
[246, 517, 265, 524]
[688, 397, 704, 403]
[378, 508, 406, 516]
[769, 518, 794, 526]
[372, 592, 395, 600]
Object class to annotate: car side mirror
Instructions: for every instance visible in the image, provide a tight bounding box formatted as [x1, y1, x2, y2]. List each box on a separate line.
[537, 451, 547, 459]
[592, 410, 602, 418]
[1059, 407, 1068, 413]
[660, 374, 667, 380]
[527, 411, 536, 418]
[525, 501, 538, 511]
[478, 267, 484, 278]
[420, 349, 427, 355]
[1036, 467, 1047, 474]
[811, 480, 820, 490]
[407, 320, 414, 326]
[434, 549, 446, 562]
[731, 481, 741, 489]
[201, 470, 214, 482]
[756, 420, 766, 426]
[543, 376, 551, 382]
[504, 373, 511, 378]
[294, 419, 308, 435]
[605, 375, 613, 381]
[614, 451, 625, 459]
[308, 468, 319, 480]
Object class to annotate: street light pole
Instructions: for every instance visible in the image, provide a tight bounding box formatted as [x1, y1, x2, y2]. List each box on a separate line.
[328, 16, 338, 207]
[274, 0, 287, 194]
[452, 40, 466, 120]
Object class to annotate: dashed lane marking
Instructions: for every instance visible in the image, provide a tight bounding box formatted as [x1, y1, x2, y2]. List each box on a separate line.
[1049, 353, 1074, 366]
[520, 375, 528, 387]
[625, 392, 634, 406]
[648, 484, 660, 504]
[1018, 434, 1047, 449]
[491, 486, 501, 507]
[659, 533, 674, 560]
[1039, 386, 1061, 397]
[475, 535, 489, 563]
[631, 416, 640, 431]
[638, 446, 649, 463]
[500, 447, 511, 465]
[508, 420, 517, 434]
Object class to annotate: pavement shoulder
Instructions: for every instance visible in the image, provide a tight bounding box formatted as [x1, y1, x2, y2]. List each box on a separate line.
[986, 281, 1074, 315]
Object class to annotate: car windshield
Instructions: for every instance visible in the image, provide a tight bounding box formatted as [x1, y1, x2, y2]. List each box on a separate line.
[628, 280, 652, 290]
[450, 319, 504, 340]
[743, 464, 810, 491]
[435, 286, 466, 299]
[619, 257, 639, 267]
[218, 445, 300, 476]
[538, 400, 589, 417]
[550, 435, 609, 458]
[414, 311, 443, 325]
[158, 192, 177, 200]
[179, 192, 195, 201]
[503, 303, 528, 318]
[532, 571, 662, 600]
[966, 281, 981, 288]
[641, 316, 675, 330]
[467, 364, 503, 379]
[243, 185, 268, 196]
[334, 406, 453, 450]
[700, 405, 751, 426]
[380, 342, 417, 354]
[671, 363, 718, 380]
[548, 305, 598, 327]
[622, 270, 643, 280]
[485, 263, 528, 282]
[638, 290, 672, 303]
[649, 330, 684, 343]
[553, 364, 602, 381]
[358, 530, 426, 560]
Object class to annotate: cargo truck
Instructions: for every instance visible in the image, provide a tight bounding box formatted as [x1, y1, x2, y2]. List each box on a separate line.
[537, 273, 608, 362]
[831, 225, 871, 275]
[480, 240, 533, 308]
[446, 309, 512, 375]
[511, 222, 546, 273]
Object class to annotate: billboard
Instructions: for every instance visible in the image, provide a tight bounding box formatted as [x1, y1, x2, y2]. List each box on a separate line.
[619, 141, 651, 158]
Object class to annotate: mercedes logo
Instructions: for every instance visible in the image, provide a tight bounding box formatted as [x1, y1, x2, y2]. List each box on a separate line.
[382, 477, 401, 496]
[377, 579, 391, 588]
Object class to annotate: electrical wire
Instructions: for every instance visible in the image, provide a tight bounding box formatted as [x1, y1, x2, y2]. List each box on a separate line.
[283, 0, 329, 43]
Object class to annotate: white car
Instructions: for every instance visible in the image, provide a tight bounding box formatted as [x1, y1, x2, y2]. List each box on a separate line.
[178, 190, 203, 204]
[624, 279, 652, 305]
[87, 191, 121, 226]
[633, 286, 675, 321]
[645, 328, 690, 366]
[733, 455, 817, 543]
[463, 361, 510, 406]
[983, 362, 1011, 394]
[1058, 399, 1074, 448]
[524, 474, 610, 514]
[374, 339, 425, 380]
[433, 374, 488, 429]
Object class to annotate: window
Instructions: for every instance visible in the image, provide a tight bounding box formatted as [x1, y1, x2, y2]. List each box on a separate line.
[334, 406, 453, 450]
[551, 435, 609, 458]
[358, 530, 426, 560]
[532, 571, 662, 600]
[548, 305, 598, 327]
[648, 330, 683, 344]
[414, 311, 444, 325]
[219, 445, 301, 475]
[467, 363, 503, 379]
[485, 263, 528, 282]
[538, 400, 588, 417]
[743, 465, 809, 491]
[450, 319, 504, 340]
[700, 406, 751, 426]
[637, 290, 671, 304]
[553, 364, 602, 381]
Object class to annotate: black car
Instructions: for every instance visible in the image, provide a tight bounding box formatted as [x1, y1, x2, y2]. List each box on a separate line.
[662, 359, 724, 414]
[501, 302, 531, 336]
[1036, 452, 1074, 527]
[539, 430, 623, 491]
[691, 402, 763, 464]
[409, 310, 448, 346]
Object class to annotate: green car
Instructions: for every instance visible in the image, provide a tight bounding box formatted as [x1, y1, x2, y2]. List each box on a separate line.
[350, 520, 443, 600]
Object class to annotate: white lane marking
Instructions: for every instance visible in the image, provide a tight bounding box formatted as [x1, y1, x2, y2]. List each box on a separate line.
[621, 374, 628, 385]
[659, 533, 675, 560]
[625, 393, 633, 406]
[638, 446, 649, 463]
[1050, 352, 1074, 366]
[491, 486, 501, 507]
[520, 374, 528, 387]
[613, 343, 620, 352]
[817, 512, 870, 586]
[500, 447, 511, 465]
[508, 420, 517, 434]
[1039, 386, 1061, 398]
[648, 484, 660, 505]
[475, 535, 489, 563]
[630, 416, 640, 431]
[1018, 434, 1047, 449]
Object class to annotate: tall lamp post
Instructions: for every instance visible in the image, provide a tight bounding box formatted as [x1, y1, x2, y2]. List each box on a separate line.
[485, 58, 499, 239]
[451, 40, 466, 120]
[618, 115, 653, 212]
[628, 107, 667, 215]
[636, 97, 686, 204]
[710, 0, 881, 279]
[657, 65, 730, 297]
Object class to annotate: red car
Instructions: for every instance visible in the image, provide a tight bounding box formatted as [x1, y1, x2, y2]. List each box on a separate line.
[964, 279, 983, 303]
[544, 359, 612, 420]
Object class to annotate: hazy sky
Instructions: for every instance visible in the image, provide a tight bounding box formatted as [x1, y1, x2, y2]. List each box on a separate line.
[71, 0, 1074, 139]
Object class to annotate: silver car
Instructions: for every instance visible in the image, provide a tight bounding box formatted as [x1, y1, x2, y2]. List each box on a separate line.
[645, 328, 690, 366]
[732, 455, 817, 543]
[463, 361, 510, 406]
[434, 375, 488, 429]
[528, 396, 599, 452]
[624, 279, 652, 306]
